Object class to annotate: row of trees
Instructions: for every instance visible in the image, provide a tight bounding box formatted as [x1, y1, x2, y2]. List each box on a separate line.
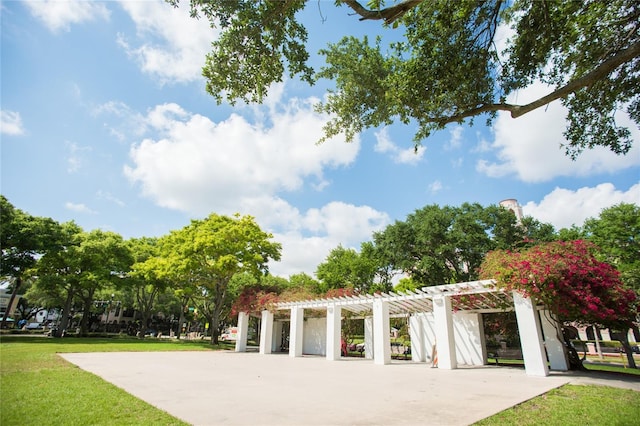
[1, 196, 281, 344]
[313, 202, 639, 294]
[2, 195, 638, 350]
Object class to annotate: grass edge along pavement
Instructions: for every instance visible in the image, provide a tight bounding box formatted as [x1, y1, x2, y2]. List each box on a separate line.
[1, 336, 639, 426]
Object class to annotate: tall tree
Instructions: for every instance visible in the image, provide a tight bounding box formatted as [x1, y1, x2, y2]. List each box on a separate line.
[129, 237, 169, 338]
[316, 245, 378, 293]
[32, 225, 132, 335]
[584, 203, 640, 291]
[161, 214, 281, 344]
[373, 203, 528, 286]
[1, 196, 62, 328]
[171, 0, 639, 157]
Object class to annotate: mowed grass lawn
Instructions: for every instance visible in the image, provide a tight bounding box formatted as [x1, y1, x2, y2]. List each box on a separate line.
[2, 335, 639, 426]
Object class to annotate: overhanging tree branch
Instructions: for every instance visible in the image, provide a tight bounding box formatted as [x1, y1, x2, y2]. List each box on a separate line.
[436, 41, 640, 126]
[341, 0, 423, 25]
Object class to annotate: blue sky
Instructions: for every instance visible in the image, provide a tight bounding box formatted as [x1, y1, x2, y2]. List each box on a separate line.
[2, 0, 639, 278]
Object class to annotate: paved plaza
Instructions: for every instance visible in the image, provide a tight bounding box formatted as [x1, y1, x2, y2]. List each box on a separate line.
[60, 351, 639, 426]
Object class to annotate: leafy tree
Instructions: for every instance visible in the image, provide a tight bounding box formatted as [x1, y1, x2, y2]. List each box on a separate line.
[373, 203, 527, 286]
[171, 0, 639, 157]
[394, 276, 419, 293]
[557, 225, 587, 242]
[31, 225, 132, 335]
[519, 217, 557, 245]
[316, 244, 381, 293]
[360, 241, 395, 293]
[161, 213, 281, 344]
[288, 272, 322, 294]
[480, 240, 638, 368]
[1, 196, 62, 327]
[584, 203, 640, 291]
[74, 230, 132, 334]
[128, 237, 169, 337]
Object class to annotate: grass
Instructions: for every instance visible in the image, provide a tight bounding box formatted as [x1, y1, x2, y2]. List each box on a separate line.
[474, 384, 640, 425]
[1, 335, 638, 426]
[0, 335, 233, 426]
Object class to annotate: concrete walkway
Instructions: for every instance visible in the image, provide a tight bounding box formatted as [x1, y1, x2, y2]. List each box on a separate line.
[59, 351, 638, 426]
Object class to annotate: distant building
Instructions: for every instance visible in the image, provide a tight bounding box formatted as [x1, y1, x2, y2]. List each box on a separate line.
[499, 199, 523, 222]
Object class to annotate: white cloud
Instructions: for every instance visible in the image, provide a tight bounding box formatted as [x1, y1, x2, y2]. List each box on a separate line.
[477, 82, 640, 183]
[446, 126, 463, 150]
[96, 191, 125, 207]
[24, 0, 109, 33]
[271, 202, 390, 277]
[125, 98, 360, 217]
[65, 202, 96, 214]
[124, 97, 391, 277]
[523, 182, 640, 229]
[428, 180, 443, 194]
[117, 0, 216, 84]
[374, 127, 425, 165]
[0, 110, 24, 135]
[65, 141, 91, 173]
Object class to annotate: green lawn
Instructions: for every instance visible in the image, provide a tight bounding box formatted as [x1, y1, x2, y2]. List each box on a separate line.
[1, 335, 638, 426]
[0, 335, 231, 426]
[474, 384, 640, 425]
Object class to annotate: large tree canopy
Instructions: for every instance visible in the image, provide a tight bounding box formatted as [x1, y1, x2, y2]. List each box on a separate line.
[1, 196, 62, 327]
[159, 213, 282, 344]
[584, 203, 640, 291]
[170, 0, 639, 157]
[372, 203, 527, 285]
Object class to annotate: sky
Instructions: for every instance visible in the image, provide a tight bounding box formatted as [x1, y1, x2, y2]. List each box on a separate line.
[1, 0, 639, 279]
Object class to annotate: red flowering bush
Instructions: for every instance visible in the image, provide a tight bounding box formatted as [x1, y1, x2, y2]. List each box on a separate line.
[231, 286, 359, 316]
[480, 240, 637, 328]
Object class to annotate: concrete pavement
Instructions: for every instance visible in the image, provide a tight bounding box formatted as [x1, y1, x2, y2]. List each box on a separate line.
[59, 351, 637, 426]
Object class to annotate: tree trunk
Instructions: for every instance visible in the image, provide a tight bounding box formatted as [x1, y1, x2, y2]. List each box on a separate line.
[57, 290, 74, 337]
[209, 302, 225, 345]
[1, 276, 21, 328]
[79, 289, 95, 335]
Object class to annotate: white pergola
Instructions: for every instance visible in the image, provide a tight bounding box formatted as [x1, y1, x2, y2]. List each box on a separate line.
[234, 279, 569, 376]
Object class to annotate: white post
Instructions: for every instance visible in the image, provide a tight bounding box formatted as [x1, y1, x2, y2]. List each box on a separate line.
[373, 299, 391, 365]
[289, 307, 304, 357]
[433, 295, 457, 369]
[453, 312, 486, 366]
[259, 310, 274, 355]
[513, 292, 549, 376]
[235, 311, 249, 352]
[539, 310, 568, 371]
[364, 316, 374, 360]
[410, 314, 426, 362]
[326, 304, 342, 361]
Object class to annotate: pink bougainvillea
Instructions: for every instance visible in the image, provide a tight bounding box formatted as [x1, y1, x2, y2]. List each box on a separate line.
[480, 240, 637, 328]
[231, 286, 359, 317]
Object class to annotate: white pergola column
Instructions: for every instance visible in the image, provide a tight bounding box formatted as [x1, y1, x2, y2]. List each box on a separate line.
[326, 304, 342, 361]
[259, 310, 274, 355]
[364, 316, 374, 359]
[539, 310, 568, 371]
[410, 314, 426, 362]
[513, 292, 549, 376]
[453, 312, 486, 366]
[289, 307, 304, 357]
[235, 311, 249, 352]
[372, 299, 391, 365]
[433, 295, 457, 369]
